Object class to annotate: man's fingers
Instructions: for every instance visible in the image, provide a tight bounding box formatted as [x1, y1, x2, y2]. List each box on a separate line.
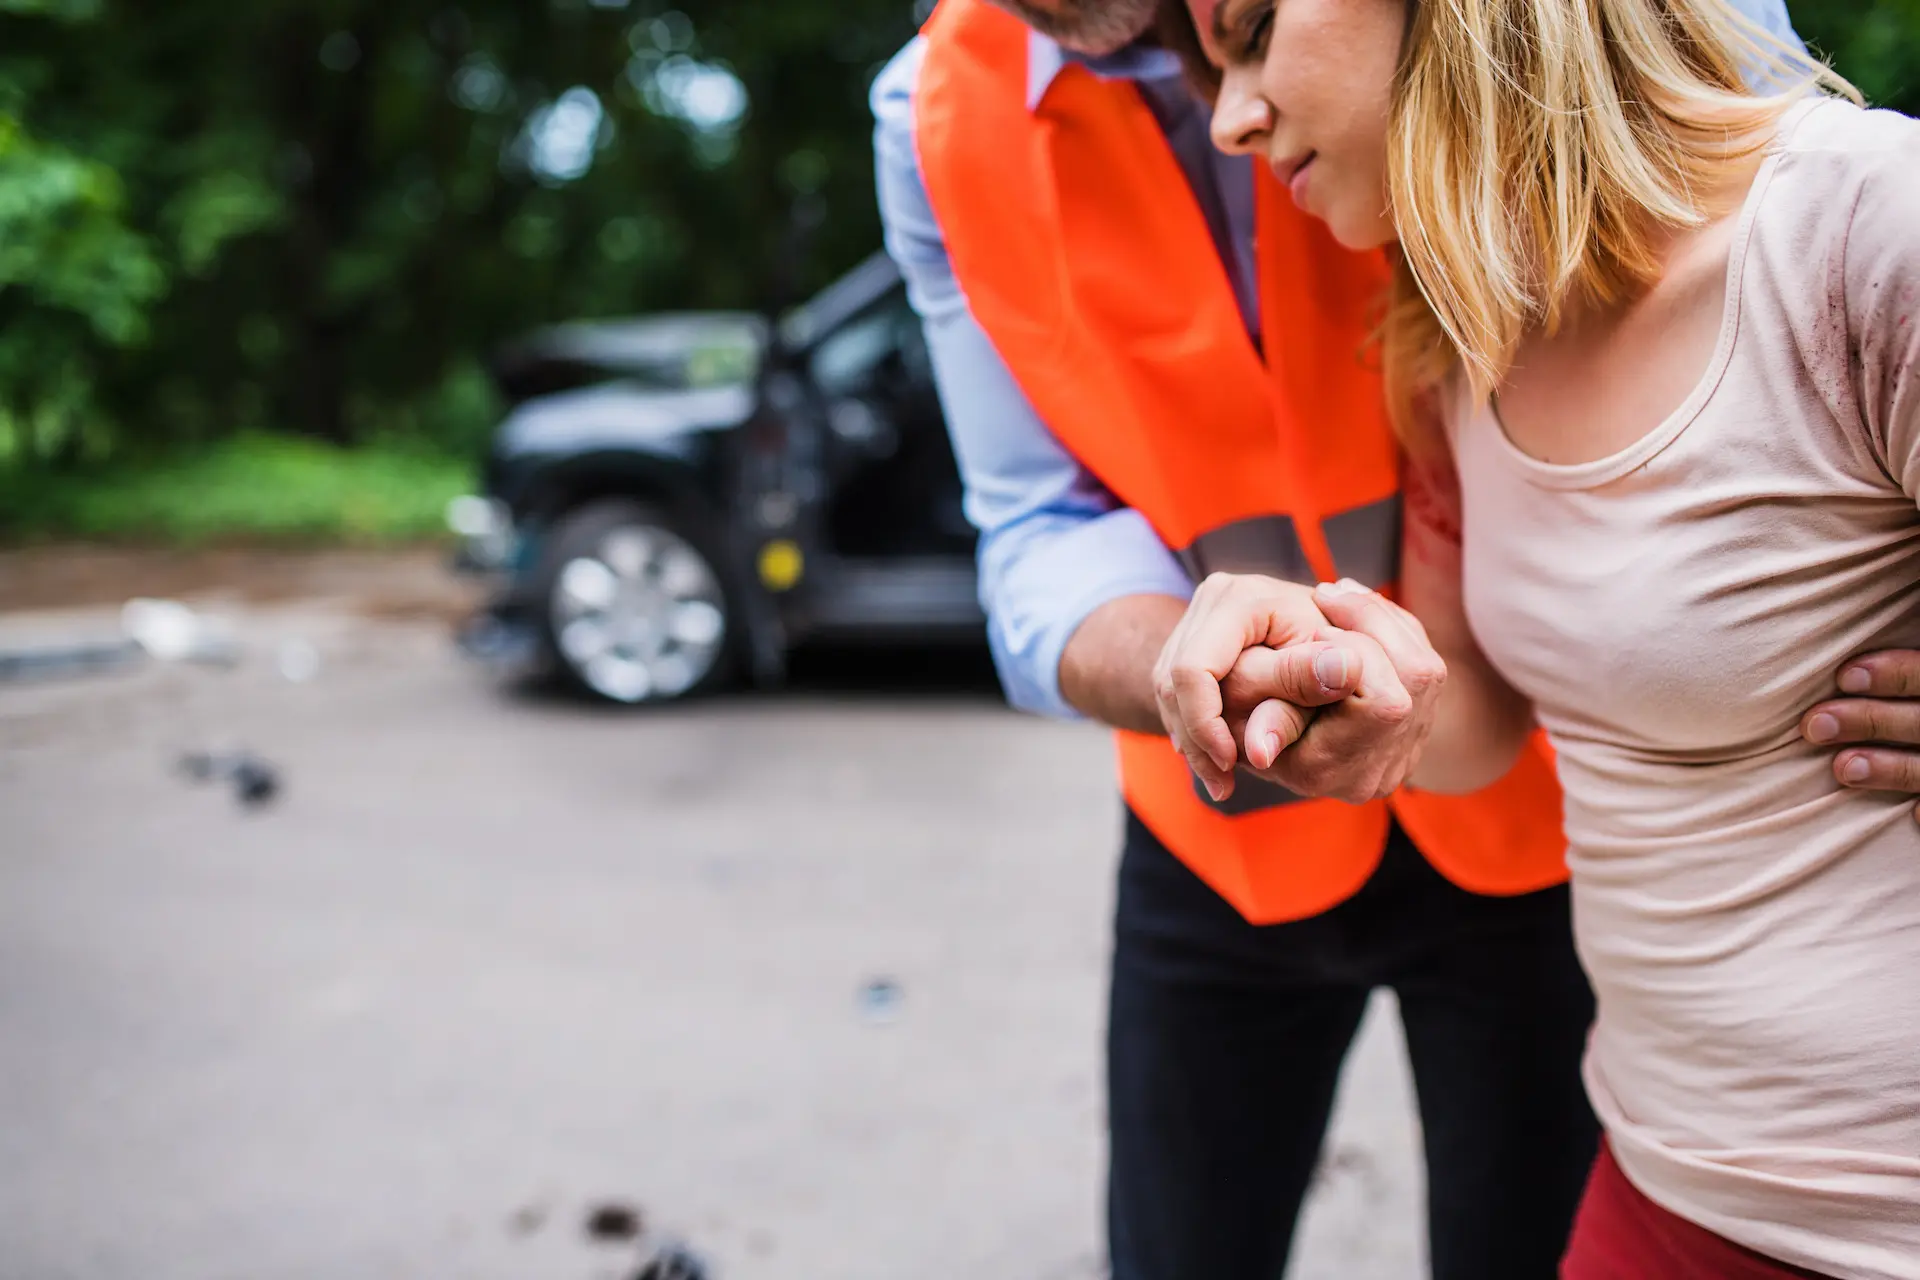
[1224, 642, 1364, 711]
[1833, 747, 1920, 795]
[1835, 650, 1920, 699]
[1381, 595, 1433, 647]
[1311, 621, 1412, 716]
[1154, 574, 1349, 799]
[1155, 593, 1267, 776]
[1803, 698, 1920, 748]
[1313, 580, 1444, 697]
[1166, 662, 1238, 776]
[1161, 685, 1236, 801]
[1244, 698, 1312, 770]
[1167, 724, 1236, 802]
[1185, 732, 1236, 801]
[1158, 575, 1331, 776]
[1196, 571, 1341, 649]
[1266, 628, 1414, 800]
[1221, 641, 1354, 773]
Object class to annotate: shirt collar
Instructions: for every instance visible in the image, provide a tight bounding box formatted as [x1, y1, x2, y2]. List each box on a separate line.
[1025, 30, 1185, 111]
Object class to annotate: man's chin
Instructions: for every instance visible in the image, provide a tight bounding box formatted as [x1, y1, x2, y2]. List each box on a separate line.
[1055, 29, 1144, 57]
[987, 0, 1157, 58]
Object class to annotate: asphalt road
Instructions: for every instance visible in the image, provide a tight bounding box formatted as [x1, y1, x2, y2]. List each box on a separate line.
[0, 598, 1425, 1280]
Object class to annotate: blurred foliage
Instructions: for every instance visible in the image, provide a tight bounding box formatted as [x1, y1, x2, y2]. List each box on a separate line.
[1796, 0, 1920, 113]
[0, 433, 469, 542]
[0, 0, 1911, 498]
[0, 0, 921, 468]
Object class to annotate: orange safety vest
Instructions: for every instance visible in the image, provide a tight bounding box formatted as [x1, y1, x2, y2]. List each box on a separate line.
[914, 0, 1568, 924]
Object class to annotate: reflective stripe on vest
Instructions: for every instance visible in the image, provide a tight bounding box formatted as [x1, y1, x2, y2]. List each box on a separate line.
[915, 0, 1568, 923]
[1176, 497, 1400, 605]
[1324, 496, 1402, 590]
[1173, 504, 1395, 817]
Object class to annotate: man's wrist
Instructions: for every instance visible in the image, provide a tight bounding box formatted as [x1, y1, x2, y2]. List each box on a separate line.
[1059, 594, 1189, 736]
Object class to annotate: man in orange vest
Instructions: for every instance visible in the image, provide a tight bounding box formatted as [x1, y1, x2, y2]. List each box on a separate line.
[871, 1, 1920, 1275]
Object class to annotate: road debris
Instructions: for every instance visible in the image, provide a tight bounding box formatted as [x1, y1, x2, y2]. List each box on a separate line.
[857, 976, 903, 1027]
[0, 598, 250, 687]
[276, 638, 322, 683]
[0, 639, 144, 684]
[633, 1242, 710, 1280]
[506, 1201, 549, 1237]
[122, 598, 241, 667]
[585, 1201, 644, 1243]
[178, 749, 282, 809]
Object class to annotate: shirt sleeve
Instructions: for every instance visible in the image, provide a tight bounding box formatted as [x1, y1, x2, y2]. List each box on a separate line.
[1845, 118, 1920, 500]
[1726, 0, 1806, 55]
[870, 39, 1194, 720]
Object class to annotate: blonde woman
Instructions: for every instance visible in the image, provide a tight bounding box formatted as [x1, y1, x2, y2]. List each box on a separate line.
[1160, 0, 1920, 1274]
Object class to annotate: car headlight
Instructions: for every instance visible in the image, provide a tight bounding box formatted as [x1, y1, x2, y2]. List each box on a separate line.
[446, 496, 516, 571]
[447, 495, 509, 539]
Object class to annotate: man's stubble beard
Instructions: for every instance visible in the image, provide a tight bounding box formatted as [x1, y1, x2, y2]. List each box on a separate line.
[984, 0, 1159, 56]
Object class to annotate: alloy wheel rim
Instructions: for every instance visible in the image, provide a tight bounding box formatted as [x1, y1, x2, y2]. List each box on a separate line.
[550, 524, 727, 702]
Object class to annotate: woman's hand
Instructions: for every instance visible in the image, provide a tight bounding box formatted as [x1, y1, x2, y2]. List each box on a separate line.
[1152, 573, 1364, 801]
[1237, 581, 1451, 804]
[1153, 572, 1449, 804]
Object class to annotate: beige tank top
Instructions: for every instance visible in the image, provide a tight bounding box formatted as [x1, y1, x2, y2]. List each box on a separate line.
[1449, 98, 1920, 1278]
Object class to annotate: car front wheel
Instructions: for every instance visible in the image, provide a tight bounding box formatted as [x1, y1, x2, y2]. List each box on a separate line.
[536, 499, 733, 703]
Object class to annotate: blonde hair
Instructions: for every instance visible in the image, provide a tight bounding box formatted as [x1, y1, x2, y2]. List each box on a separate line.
[1383, 0, 1857, 440]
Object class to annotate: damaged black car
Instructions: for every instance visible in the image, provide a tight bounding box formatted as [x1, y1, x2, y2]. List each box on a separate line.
[449, 252, 984, 703]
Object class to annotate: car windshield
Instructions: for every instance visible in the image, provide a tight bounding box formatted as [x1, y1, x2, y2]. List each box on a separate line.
[494, 252, 906, 402]
[778, 252, 902, 353]
[496, 313, 764, 399]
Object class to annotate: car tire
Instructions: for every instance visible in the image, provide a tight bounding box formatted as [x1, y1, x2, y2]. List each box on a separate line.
[532, 499, 736, 704]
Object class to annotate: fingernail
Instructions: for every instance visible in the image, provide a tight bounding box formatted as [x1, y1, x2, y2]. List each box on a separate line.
[1316, 579, 1366, 599]
[1842, 755, 1872, 784]
[1807, 713, 1841, 744]
[1840, 667, 1872, 694]
[1262, 731, 1282, 761]
[1314, 648, 1352, 689]
[1206, 778, 1229, 802]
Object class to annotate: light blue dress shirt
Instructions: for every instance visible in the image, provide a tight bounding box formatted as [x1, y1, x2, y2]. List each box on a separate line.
[871, 3, 1806, 721]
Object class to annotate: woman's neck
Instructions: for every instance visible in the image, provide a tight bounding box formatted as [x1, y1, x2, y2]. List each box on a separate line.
[1492, 149, 1769, 467]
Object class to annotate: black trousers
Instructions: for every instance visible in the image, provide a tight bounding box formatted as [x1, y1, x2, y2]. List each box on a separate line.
[1108, 812, 1598, 1280]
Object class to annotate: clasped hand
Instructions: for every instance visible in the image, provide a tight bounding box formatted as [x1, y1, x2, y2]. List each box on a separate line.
[1156, 572, 1920, 811]
[1151, 573, 1447, 805]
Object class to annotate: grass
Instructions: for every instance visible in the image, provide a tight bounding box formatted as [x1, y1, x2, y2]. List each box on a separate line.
[0, 433, 474, 545]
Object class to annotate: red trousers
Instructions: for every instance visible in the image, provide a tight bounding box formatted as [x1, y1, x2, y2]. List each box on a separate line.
[1561, 1141, 1834, 1279]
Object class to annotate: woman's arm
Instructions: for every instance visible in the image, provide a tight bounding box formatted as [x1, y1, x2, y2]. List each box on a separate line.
[1400, 449, 1535, 792]
[1317, 450, 1535, 794]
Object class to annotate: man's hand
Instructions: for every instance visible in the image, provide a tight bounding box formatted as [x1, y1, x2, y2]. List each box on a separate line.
[1163, 578, 1448, 805]
[1261, 581, 1447, 801]
[1153, 574, 1364, 802]
[1801, 651, 1920, 808]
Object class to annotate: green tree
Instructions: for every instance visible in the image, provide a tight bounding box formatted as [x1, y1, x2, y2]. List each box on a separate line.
[2, 0, 919, 459]
[0, 0, 165, 463]
[1797, 0, 1920, 113]
[0, 0, 1914, 473]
